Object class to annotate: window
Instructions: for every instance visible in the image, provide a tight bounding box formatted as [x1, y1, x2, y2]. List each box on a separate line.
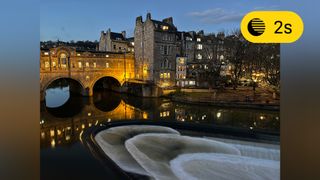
[162, 26, 169, 30]
[60, 53, 67, 68]
[106, 62, 109, 68]
[197, 38, 201, 42]
[160, 73, 163, 78]
[52, 62, 56, 67]
[204, 65, 208, 69]
[86, 62, 89, 67]
[197, 44, 203, 50]
[196, 54, 202, 60]
[45, 61, 50, 68]
[78, 62, 82, 68]
[186, 37, 192, 41]
[164, 46, 168, 55]
[93, 62, 96, 68]
[179, 58, 185, 64]
[113, 45, 116, 49]
[44, 52, 49, 55]
[106, 54, 109, 57]
[167, 73, 170, 78]
[164, 73, 167, 78]
[189, 81, 195, 85]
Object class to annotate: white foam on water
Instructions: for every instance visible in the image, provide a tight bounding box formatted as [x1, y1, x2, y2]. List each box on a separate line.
[94, 125, 180, 176]
[205, 137, 280, 161]
[170, 153, 280, 180]
[233, 144, 280, 161]
[125, 133, 241, 180]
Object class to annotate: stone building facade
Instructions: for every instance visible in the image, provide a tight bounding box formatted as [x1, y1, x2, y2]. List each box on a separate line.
[134, 13, 178, 88]
[99, 28, 134, 53]
[177, 31, 232, 88]
[134, 13, 234, 88]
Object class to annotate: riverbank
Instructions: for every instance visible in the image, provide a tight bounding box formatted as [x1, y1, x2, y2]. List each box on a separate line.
[166, 87, 280, 111]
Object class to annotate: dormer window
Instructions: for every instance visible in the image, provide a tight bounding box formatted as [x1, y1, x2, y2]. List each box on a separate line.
[162, 26, 169, 30]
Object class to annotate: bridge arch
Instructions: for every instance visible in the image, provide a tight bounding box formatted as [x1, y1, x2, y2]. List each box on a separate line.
[91, 76, 123, 93]
[41, 77, 87, 102]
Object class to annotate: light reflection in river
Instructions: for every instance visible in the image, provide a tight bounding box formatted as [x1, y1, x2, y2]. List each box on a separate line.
[41, 87, 279, 149]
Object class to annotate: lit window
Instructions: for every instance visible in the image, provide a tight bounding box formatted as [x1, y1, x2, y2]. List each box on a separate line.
[164, 73, 167, 78]
[189, 81, 195, 85]
[85, 62, 89, 67]
[106, 62, 109, 68]
[106, 54, 109, 57]
[45, 61, 50, 68]
[179, 58, 185, 64]
[44, 52, 49, 55]
[162, 26, 169, 30]
[160, 73, 163, 78]
[197, 54, 202, 60]
[197, 44, 203, 50]
[77, 53, 81, 56]
[197, 38, 201, 42]
[78, 62, 82, 68]
[93, 62, 96, 68]
[131, 42, 134, 46]
[52, 62, 56, 67]
[204, 65, 208, 69]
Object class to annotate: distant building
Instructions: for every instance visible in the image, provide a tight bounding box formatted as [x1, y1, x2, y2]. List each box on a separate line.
[99, 28, 134, 53]
[176, 57, 191, 87]
[134, 13, 178, 87]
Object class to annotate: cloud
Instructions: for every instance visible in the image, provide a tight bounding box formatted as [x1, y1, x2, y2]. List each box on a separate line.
[188, 8, 244, 24]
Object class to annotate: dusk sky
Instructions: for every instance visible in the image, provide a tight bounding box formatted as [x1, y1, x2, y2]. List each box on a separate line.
[40, 0, 281, 41]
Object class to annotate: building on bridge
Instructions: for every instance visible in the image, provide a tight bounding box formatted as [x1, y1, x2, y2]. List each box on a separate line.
[40, 46, 135, 100]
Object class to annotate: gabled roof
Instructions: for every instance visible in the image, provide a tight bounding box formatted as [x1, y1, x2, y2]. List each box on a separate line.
[110, 32, 125, 41]
[151, 20, 177, 32]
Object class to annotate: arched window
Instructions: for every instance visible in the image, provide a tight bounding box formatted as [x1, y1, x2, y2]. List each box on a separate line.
[60, 53, 67, 68]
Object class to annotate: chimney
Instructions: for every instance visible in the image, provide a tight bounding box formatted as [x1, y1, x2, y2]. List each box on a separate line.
[121, 31, 126, 39]
[136, 16, 143, 23]
[163, 17, 173, 25]
[146, 12, 151, 20]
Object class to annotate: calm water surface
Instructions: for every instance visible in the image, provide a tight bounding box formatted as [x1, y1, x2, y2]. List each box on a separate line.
[40, 86, 279, 179]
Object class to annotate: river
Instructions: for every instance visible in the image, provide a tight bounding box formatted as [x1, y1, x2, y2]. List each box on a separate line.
[40, 85, 279, 179]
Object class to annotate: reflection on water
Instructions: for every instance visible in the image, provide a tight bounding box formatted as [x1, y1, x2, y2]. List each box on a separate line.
[41, 87, 279, 149]
[41, 86, 279, 179]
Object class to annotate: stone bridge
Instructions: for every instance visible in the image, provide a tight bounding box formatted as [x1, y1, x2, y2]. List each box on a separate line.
[40, 46, 137, 101]
[40, 46, 163, 100]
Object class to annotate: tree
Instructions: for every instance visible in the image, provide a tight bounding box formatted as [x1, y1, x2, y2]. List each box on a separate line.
[262, 44, 280, 89]
[227, 30, 247, 90]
